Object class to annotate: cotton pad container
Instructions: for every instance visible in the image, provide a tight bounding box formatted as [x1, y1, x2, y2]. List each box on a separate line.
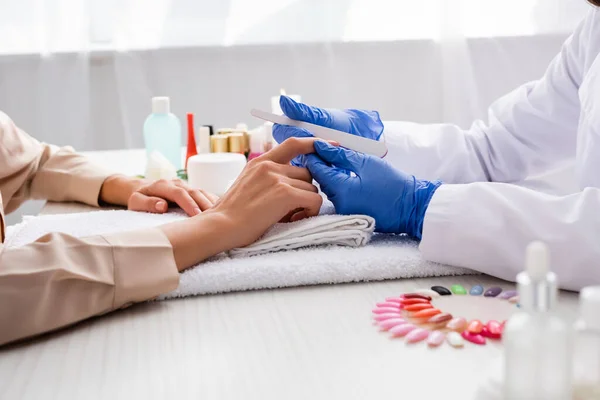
[186, 153, 247, 196]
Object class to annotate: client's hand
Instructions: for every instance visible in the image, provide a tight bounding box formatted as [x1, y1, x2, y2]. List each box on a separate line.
[100, 176, 218, 216]
[210, 137, 323, 249]
[159, 137, 323, 271]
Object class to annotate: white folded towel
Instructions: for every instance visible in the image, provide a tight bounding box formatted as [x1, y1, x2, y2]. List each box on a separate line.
[230, 213, 374, 257]
[5, 209, 475, 298]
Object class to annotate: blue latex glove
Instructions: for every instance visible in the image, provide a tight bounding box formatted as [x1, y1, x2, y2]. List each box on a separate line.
[272, 95, 384, 167]
[306, 141, 442, 238]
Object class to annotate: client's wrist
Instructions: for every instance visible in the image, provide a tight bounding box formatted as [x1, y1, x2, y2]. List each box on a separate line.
[99, 175, 145, 206]
[160, 210, 239, 272]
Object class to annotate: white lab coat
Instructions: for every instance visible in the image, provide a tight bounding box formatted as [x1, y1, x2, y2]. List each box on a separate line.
[382, 8, 600, 291]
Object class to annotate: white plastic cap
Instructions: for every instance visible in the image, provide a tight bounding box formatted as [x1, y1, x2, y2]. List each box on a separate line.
[580, 286, 600, 331]
[152, 96, 170, 114]
[525, 241, 549, 281]
[235, 123, 248, 131]
[249, 128, 266, 153]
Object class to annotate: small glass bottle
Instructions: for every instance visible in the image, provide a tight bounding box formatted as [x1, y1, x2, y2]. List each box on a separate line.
[503, 241, 572, 400]
[143, 97, 182, 170]
[573, 286, 600, 400]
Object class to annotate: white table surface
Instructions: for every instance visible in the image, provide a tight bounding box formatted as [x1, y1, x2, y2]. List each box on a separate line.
[0, 149, 580, 400]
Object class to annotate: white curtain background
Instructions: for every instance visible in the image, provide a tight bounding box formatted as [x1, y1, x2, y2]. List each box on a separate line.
[0, 0, 592, 222]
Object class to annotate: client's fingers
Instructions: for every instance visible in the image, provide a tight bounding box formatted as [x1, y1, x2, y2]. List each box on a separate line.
[282, 176, 318, 193]
[128, 192, 168, 213]
[188, 189, 213, 211]
[289, 188, 323, 218]
[265, 137, 317, 164]
[277, 163, 313, 182]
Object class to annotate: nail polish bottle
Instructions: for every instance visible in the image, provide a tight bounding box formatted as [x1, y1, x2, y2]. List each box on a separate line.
[503, 241, 572, 400]
[573, 286, 600, 400]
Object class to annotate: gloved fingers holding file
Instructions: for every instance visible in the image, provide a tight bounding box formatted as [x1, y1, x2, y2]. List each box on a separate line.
[274, 95, 384, 142]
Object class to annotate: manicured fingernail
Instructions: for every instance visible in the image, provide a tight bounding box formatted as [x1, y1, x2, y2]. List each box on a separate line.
[156, 201, 166, 211]
[194, 207, 201, 215]
[327, 140, 340, 146]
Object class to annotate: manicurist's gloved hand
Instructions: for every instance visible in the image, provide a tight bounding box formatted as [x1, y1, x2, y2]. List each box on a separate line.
[272, 95, 384, 166]
[306, 141, 442, 238]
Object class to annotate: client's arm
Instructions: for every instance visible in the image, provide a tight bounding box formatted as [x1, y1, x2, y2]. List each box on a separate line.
[0, 138, 322, 346]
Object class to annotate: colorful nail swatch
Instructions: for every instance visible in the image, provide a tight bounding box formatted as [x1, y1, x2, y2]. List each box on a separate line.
[402, 293, 432, 301]
[467, 320, 484, 334]
[385, 297, 403, 304]
[373, 313, 403, 322]
[413, 288, 441, 298]
[427, 331, 446, 347]
[405, 328, 430, 343]
[373, 307, 401, 314]
[498, 290, 518, 300]
[430, 286, 452, 296]
[446, 317, 467, 332]
[373, 284, 517, 348]
[451, 284, 467, 295]
[446, 332, 465, 348]
[399, 298, 430, 305]
[484, 287, 503, 297]
[389, 323, 417, 337]
[404, 303, 434, 312]
[428, 312, 453, 325]
[461, 331, 486, 345]
[376, 302, 400, 308]
[411, 309, 442, 319]
[379, 318, 407, 331]
[469, 285, 484, 295]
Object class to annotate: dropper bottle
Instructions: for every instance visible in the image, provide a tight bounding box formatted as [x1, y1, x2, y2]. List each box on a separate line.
[503, 241, 572, 400]
[573, 286, 600, 400]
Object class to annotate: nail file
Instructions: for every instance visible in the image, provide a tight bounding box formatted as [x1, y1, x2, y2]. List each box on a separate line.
[250, 109, 388, 158]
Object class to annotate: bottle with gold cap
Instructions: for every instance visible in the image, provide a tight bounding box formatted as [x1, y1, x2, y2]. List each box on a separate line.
[210, 135, 229, 153]
[228, 133, 246, 155]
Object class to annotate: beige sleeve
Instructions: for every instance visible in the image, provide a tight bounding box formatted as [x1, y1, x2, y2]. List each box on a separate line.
[0, 228, 180, 346]
[0, 111, 112, 217]
[0, 111, 179, 346]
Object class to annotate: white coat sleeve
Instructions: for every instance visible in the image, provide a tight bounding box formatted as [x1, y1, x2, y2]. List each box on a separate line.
[420, 183, 600, 291]
[382, 10, 596, 184]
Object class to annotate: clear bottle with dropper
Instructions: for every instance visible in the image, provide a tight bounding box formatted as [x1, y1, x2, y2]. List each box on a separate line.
[573, 286, 600, 400]
[503, 241, 572, 400]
